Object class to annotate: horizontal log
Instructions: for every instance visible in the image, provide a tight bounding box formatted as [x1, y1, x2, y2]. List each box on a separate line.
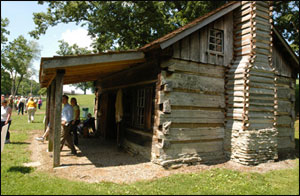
[276, 115, 292, 126]
[249, 82, 274, 89]
[159, 109, 224, 119]
[249, 87, 274, 95]
[160, 59, 224, 78]
[161, 71, 224, 93]
[248, 75, 274, 84]
[160, 127, 224, 141]
[158, 91, 225, 108]
[158, 116, 224, 125]
[248, 105, 274, 112]
[276, 86, 294, 99]
[277, 127, 294, 137]
[165, 140, 223, 155]
[277, 137, 294, 149]
[277, 100, 292, 113]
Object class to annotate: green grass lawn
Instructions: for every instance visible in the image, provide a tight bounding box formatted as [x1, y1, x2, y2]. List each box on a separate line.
[1, 95, 299, 195]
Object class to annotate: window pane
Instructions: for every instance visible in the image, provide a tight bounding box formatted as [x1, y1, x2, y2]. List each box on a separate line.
[216, 45, 222, 52]
[216, 31, 222, 38]
[216, 39, 221, 44]
[210, 29, 215, 36]
[209, 44, 215, 51]
[209, 37, 215, 43]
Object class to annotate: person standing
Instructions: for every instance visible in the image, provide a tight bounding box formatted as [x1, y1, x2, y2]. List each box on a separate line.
[26, 97, 37, 123]
[60, 95, 77, 155]
[38, 97, 42, 110]
[18, 96, 25, 115]
[70, 97, 80, 146]
[1, 99, 12, 144]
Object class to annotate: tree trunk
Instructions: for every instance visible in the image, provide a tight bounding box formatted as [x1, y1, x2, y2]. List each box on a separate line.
[14, 74, 24, 96]
[10, 71, 16, 96]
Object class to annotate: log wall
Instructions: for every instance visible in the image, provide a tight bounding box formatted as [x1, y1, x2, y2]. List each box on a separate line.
[225, 1, 278, 165]
[152, 58, 226, 167]
[273, 45, 296, 157]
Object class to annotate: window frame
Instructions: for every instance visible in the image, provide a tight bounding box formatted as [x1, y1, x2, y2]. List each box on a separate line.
[208, 28, 224, 54]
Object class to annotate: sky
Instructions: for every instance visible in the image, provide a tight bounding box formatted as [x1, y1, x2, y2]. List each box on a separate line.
[1, 1, 93, 94]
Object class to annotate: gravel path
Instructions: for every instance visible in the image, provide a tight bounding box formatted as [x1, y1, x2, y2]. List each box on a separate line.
[27, 130, 297, 184]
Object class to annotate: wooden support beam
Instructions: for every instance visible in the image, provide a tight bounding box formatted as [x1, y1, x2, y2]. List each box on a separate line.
[53, 70, 65, 167]
[44, 87, 51, 132]
[48, 80, 56, 152]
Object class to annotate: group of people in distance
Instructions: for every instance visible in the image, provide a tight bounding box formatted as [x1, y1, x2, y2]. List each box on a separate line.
[35, 95, 96, 156]
[1, 94, 43, 144]
[1, 93, 96, 155]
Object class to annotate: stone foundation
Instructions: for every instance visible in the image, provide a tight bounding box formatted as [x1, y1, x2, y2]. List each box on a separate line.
[230, 128, 278, 165]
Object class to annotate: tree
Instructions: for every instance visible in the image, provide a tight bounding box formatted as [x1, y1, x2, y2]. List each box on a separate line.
[56, 40, 94, 94]
[273, 1, 299, 55]
[1, 17, 10, 45]
[1, 36, 41, 96]
[30, 1, 226, 51]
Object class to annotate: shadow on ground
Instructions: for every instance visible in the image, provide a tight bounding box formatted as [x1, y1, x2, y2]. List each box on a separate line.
[74, 136, 149, 168]
[9, 142, 31, 145]
[8, 166, 33, 174]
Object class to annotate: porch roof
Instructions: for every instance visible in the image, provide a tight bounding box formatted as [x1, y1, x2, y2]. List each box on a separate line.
[39, 50, 145, 88]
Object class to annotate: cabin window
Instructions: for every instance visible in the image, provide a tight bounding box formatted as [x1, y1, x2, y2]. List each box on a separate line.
[123, 85, 154, 131]
[135, 88, 146, 128]
[208, 29, 223, 53]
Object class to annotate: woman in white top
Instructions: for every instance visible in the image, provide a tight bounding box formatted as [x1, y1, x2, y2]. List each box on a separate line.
[1, 99, 12, 144]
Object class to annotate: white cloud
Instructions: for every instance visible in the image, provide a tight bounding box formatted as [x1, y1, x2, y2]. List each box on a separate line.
[61, 28, 93, 49]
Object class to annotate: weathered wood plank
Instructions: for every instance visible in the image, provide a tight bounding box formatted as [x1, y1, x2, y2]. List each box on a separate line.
[277, 100, 292, 113]
[158, 91, 225, 108]
[161, 71, 224, 93]
[181, 36, 190, 60]
[158, 110, 224, 125]
[224, 12, 233, 66]
[161, 59, 224, 78]
[199, 26, 208, 63]
[160, 127, 224, 141]
[165, 140, 223, 155]
[48, 80, 56, 153]
[173, 41, 181, 59]
[276, 115, 292, 126]
[277, 127, 294, 137]
[53, 71, 64, 167]
[189, 31, 200, 62]
[277, 137, 294, 149]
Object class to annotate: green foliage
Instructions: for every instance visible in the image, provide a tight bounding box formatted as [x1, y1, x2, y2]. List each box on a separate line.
[37, 87, 47, 96]
[16, 77, 40, 96]
[1, 17, 10, 45]
[273, 1, 299, 55]
[56, 40, 94, 94]
[30, 1, 226, 51]
[1, 35, 41, 96]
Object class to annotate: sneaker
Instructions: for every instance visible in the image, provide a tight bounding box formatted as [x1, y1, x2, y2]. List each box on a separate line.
[5, 139, 10, 144]
[35, 137, 44, 142]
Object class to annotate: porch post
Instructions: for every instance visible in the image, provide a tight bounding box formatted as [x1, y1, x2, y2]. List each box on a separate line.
[48, 80, 56, 152]
[53, 70, 65, 167]
[44, 86, 51, 132]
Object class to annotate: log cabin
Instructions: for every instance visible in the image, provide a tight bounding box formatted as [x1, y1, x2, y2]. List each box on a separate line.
[39, 1, 299, 168]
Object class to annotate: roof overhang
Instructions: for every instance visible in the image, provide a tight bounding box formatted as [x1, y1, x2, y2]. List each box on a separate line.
[39, 51, 145, 88]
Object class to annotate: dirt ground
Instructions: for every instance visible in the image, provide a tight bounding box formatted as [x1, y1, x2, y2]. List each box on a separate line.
[26, 130, 297, 184]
